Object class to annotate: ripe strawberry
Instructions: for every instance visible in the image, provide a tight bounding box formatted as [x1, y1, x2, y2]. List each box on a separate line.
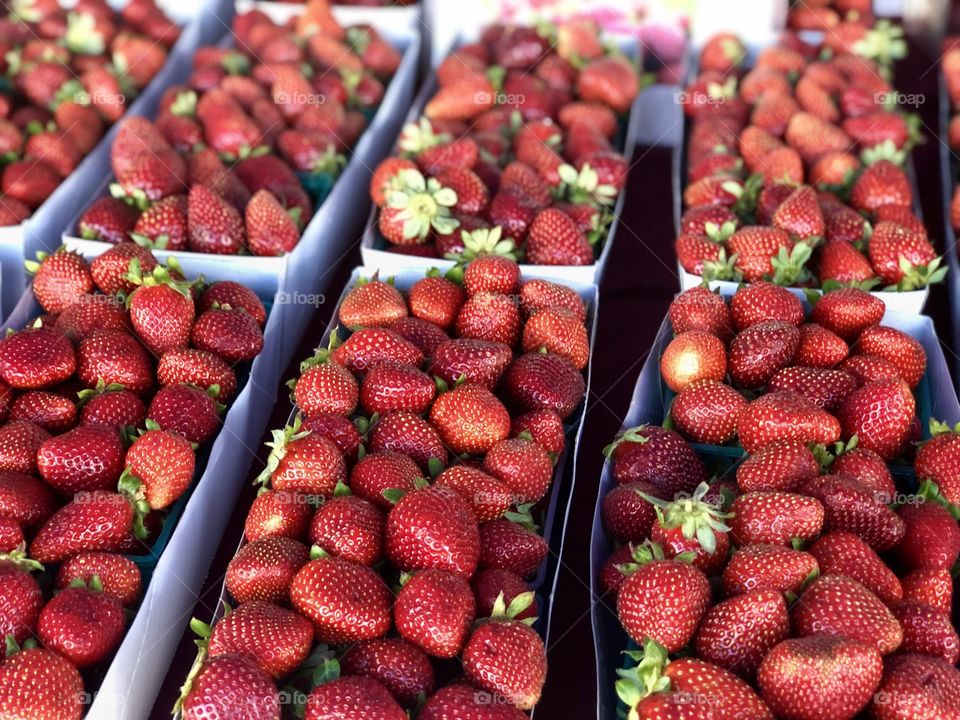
[821, 198, 869, 243]
[801, 474, 906, 550]
[348, 452, 420, 511]
[429, 339, 512, 389]
[736, 441, 820, 493]
[127, 267, 195, 355]
[810, 531, 902, 603]
[646, 482, 732, 574]
[30, 491, 134, 563]
[0, 422, 50, 475]
[828, 445, 894, 498]
[370, 156, 417, 207]
[429, 383, 510, 455]
[191, 306, 264, 363]
[187, 184, 245, 254]
[455, 291, 521, 345]
[132, 194, 189, 250]
[870, 654, 960, 720]
[502, 351, 585, 419]
[722, 543, 819, 597]
[525, 207, 593, 266]
[772, 186, 824, 241]
[890, 601, 959, 663]
[368, 411, 448, 470]
[180, 654, 279, 720]
[76, 330, 153, 394]
[290, 555, 391, 643]
[56, 552, 141, 607]
[483, 437, 553, 504]
[157, 349, 237, 401]
[729, 490, 825, 546]
[121, 428, 195, 510]
[9, 391, 76, 433]
[309, 493, 383, 566]
[37, 583, 125, 668]
[258, 421, 345, 497]
[728, 321, 800, 389]
[147, 383, 220, 445]
[793, 574, 903, 654]
[0, 326, 76, 390]
[478, 518, 547, 578]
[53, 297, 128, 342]
[694, 590, 789, 678]
[0, 645, 84, 720]
[339, 277, 407, 331]
[784, 112, 852, 162]
[436, 465, 512, 522]
[850, 160, 912, 213]
[394, 567, 475, 658]
[303, 675, 405, 720]
[36, 424, 125, 494]
[856, 325, 926, 389]
[794, 323, 849, 368]
[606, 425, 708, 495]
[78, 196, 140, 244]
[671, 381, 746, 445]
[244, 488, 310, 543]
[810, 287, 885, 341]
[817, 241, 876, 285]
[386, 485, 479, 576]
[768, 366, 857, 411]
[462, 593, 546, 711]
[895, 501, 960, 572]
[331, 328, 424, 374]
[0, 558, 43, 644]
[730, 282, 804, 331]
[901, 567, 953, 614]
[838, 379, 915, 459]
[206, 599, 313, 678]
[659, 330, 727, 394]
[868, 222, 941, 289]
[616, 542, 710, 651]
[600, 482, 660, 542]
[407, 274, 463, 330]
[757, 636, 882, 720]
[738, 391, 841, 454]
[577, 55, 638, 113]
[668, 286, 733, 342]
[0, 471, 57, 528]
[2, 159, 60, 209]
[340, 638, 434, 709]
[463, 255, 521, 297]
[225, 536, 309, 605]
[90, 242, 158, 296]
[511, 409, 565, 454]
[199, 281, 266, 326]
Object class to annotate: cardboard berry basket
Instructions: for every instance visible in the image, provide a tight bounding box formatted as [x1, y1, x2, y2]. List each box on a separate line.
[673, 37, 932, 315]
[587, 302, 960, 720]
[0, 254, 312, 719]
[236, 0, 421, 32]
[357, 35, 645, 286]
[0, 0, 226, 318]
[59, 1, 420, 319]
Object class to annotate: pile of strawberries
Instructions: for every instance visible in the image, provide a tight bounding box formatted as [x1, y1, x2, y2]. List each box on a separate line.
[76, 0, 401, 256]
[0, 0, 180, 225]
[787, 0, 873, 30]
[178, 257, 591, 718]
[0, 242, 266, 717]
[369, 20, 639, 265]
[678, 28, 947, 293]
[597, 289, 960, 718]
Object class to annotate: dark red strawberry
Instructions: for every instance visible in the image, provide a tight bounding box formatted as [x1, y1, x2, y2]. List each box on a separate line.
[694, 590, 789, 678]
[729, 491, 824, 546]
[30, 490, 134, 563]
[0, 471, 57, 527]
[147, 383, 220, 445]
[0, 327, 76, 389]
[36, 424, 125, 494]
[37, 583, 125, 667]
[394, 567, 475, 658]
[225, 536, 309, 605]
[309, 494, 383, 566]
[368, 411, 448, 470]
[736, 441, 820, 493]
[737, 391, 841, 454]
[56, 552, 141, 607]
[0, 422, 50, 474]
[799, 474, 906, 551]
[478, 518, 548, 579]
[838, 379, 915, 460]
[0, 644, 84, 720]
[157, 349, 237, 401]
[206, 599, 313, 678]
[77, 330, 153, 395]
[869, 654, 960, 720]
[605, 425, 708, 496]
[340, 638, 434, 709]
[895, 500, 960, 572]
[722, 543, 819, 597]
[810, 287, 885, 341]
[809, 531, 902, 603]
[9, 391, 76, 433]
[179, 654, 279, 720]
[0, 558, 44, 644]
[728, 321, 800, 389]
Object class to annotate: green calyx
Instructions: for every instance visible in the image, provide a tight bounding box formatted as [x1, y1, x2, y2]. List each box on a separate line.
[297, 333, 343, 374]
[861, 138, 907, 167]
[125, 257, 196, 306]
[556, 163, 617, 207]
[703, 220, 736, 244]
[700, 248, 742, 283]
[311, 146, 346, 177]
[768, 242, 813, 286]
[398, 117, 451, 156]
[254, 417, 310, 490]
[170, 91, 198, 118]
[852, 20, 907, 79]
[385, 169, 459, 241]
[888, 255, 948, 292]
[487, 590, 537, 626]
[4, 635, 38, 659]
[640, 483, 731, 555]
[110, 182, 153, 211]
[615, 638, 672, 718]
[614, 540, 667, 577]
[602, 425, 650, 459]
[450, 226, 518, 262]
[64, 12, 105, 56]
[0, 550, 43, 574]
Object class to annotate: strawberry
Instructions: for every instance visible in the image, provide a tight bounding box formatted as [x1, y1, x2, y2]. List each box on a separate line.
[838, 379, 915, 459]
[331, 328, 424, 374]
[0, 644, 84, 720]
[668, 286, 734, 341]
[478, 518, 547, 578]
[291, 555, 391, 642]
[601, 482, 660, 542]
[340, 638, 434, 709]
[258, 421, 345, 497]
[1, 159, 60, 208]
[379, 169, 459, 246]
[359, 362, 434, 417]
[78, 196, 140, 243]
[429, 339, 512, 389]
[606, 425, 708, 495]
[868, 222, 942, 289]
[53, 297, 128, 342]
[368, 411, 448, 470]
[348, 451, 421, 511]
[829, 445, 895, 498]
[157, 349, 237, 401]
[890, 601, 960, 663]
[132, 194, 189, 250]
[856, 325, 926, 389]
[801, 473, 906, 550]
[598, 546, 635, 598]
[199, 281, 266, 326]
[293, 349, 360, 417]
[385, 484, 479, 576]
[577, 56, 638, 113]
[869, 654, 960, 720]
[121, 428, 195, 510]
[772, 186, 824, 241]
[901, 567, 953, 614]
[768, 366, 857, 411]
[736, 441, 820, 493]
[525, 207, 593, 266]
[0, 517, 23, 552]
[694, 589, 789, 678]
[455, 291, 521, 345]
[482, 437, 553, 504]
[810, 531, 902, 603]
[126, 264, 195, 355]
[147, 383, 220, 445]
[24, 131, 81, 178]
[77, 330, 153, 394]
[915, 424, 960, 503]
[721, 543, 819, 597]
[54, 100, 103, 154]
[820, 197, 869, 244]
[30, 491, 134, 563]
[186, 148, 251, 213]
[894, 501, 960, 572]
[503, 350, 585, 419]
[394, 567, 475, 658]
[738, 390, 841, 454]
[616, 542, 710, 651]
[244, 489, 310, 543]
[850, 159, 912, 213]
[309, 494, 383, 566]
[190, 306, 264, 362]
[784, 112, 852, 162]
[646, 482, 732, 574]
[245, 189, 300, 256]
[730, 282, 804, 331]
[462, 592, 546, 711]
[0, 422, 50, 474]
[730, 489, 825, 547]
[304, 676, 405, 720]
[436, 465, 513, 522]
[0, 471, 57, 527]
[370, 156, 418, 207]
[206, 599, 313, 678]
[56, 552, 141, 607]
[671, 380, 747, 444]
[179, 654, 279, 720]
[660, 330, 728, 394]
[90, 242, 158, 295]
[810, 287, 885, 341]
[37, 582, 125, 667]
[224, 536, 309, 605]
[726, 226, 794, 283]
[793, 574, 903, 654]
[511, 409, 565, 454]
[0, 558, 43, 644]
[10, 391, 76, 433]
[339, 277, 407, 330]
[757, 636, 882, 720]
[26, 249, 94, 313]
[36, 424, 125, 494]
[464, 255, 521, 297]
[728, 321, 800, 389]
[522, 307, 590, 370]
[794, 322, 849, 368]
[408, 274, 464, 330]
[187, 184, 245, 254]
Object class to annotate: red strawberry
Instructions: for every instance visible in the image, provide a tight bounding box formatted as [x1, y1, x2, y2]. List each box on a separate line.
[224, 536, 309, 605]
[147, 383, 220, 445]
[668, 286, 734, 341]
[37, 583, 125, 667]
[736, 441, 820, 492]
[606, 425, 708, 495]
[430, 383, 511, 455]
[810, 287, 885, 341]
[868, 222, 942, 289]
[511, 409, 565, 454]
[660, 330, 727, 393]
[56, 552, 141, 607]
[436, 465, 512, 523]
[428, 339, 512, 389]
[78, 196, 140, 243]
[368, 411, 448, 470]
[348, 452, 421, 511]
[850, 160, 912, 213]
[671, 380, 747, 444]
[2, 159, 60, 208]
[10, 391, 76, 433]
[0, 645, 84, 720]
[890, 601, 960, 663]
[525, 208, 593, 266]
[757, 636, 882, 720]
[26, 249, 93, 313]
[768, 366, 857, 411]
[132, 194, 189, 251]
[895, 501, 960, 572]
[290, 555, 391, 643]
[502, 351, 585, 419]
[728, 321, 800, 389]
[0, 471, 57, 527]
[838, 379, 915, 459]
[77, 330, 153, 394]
[36, 424, 125, 494]
[0, 558, 43, 644]
[722, 543, 819, 597]
[121, 428, 195, 510]
[856, 325, 926, 389]
[616, 542, 710, 651]
[772, 186, 824, 241]
[191, 307, 264, 363]
[303, 676, 404, 720]
[408, 274, 463, 330]
[394, 567, 475, 658]
[794, 323, 849, 368]
[646, 482, 732, 574]
[737, 391, 841, 454]
[901, 567, 953, 614]
[694, 589, 789, 678]
[206, 599, 313, 678]
[127, 266, 195, 355]
[340, 638, 434, 709]
[455, 291, 521, 345]
[482, 437, 553, 504]
[157, 349, 237, 401]
[600, 482, 660, 542]
[53, 297, 128, 342]
[331, 328, 424, 374]
[730, 282, 804, 331]
[179, 654, 279, 720]
[869, 654, 960, 720]
[199, 281, 266, 326]
[729, 490, 825, 546]
[30, 491, 134, 563]
[90, 242, 158, 295]
[810, 532, 902, 603]
[309, 494, 383, 566]
[258, 421, 345, 497]
[0, 422, 50, 474]
[187, 184, 245, 254]
[801, 474, 906, 551]
[244, 489, 310, 542]
[577, 55, 638, 112]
